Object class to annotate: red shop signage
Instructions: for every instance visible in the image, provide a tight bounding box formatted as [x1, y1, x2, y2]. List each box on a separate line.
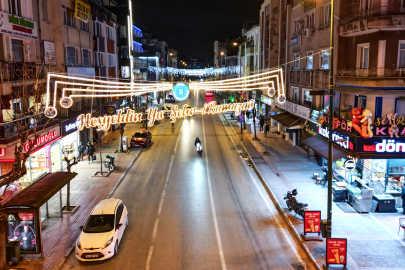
[326, 238, 347, 266]
[304, 210, 321, 235]
[24, 130, 58, 152]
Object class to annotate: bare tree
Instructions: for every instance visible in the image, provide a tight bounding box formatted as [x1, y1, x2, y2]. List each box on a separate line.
[0, 48, 52, 267]
[61, 144, 79, 212]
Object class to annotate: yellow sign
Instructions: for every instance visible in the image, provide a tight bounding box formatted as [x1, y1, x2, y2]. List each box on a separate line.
[74, 0, 90, 23]
[77, 101, 254, 131]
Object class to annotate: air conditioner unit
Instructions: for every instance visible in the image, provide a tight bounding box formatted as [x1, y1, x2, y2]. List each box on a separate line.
[304, 28, 312, 38]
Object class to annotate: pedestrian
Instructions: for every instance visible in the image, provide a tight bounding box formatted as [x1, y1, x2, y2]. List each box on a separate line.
[322, 166, 328, 188]
[264, 122, 270, 137]
[401, 184, 405, 214]
[86, 142, 95, 164]
[78, 142, 85, 161]
[246, 110, 250, 120]
[259, 116, 265, 131]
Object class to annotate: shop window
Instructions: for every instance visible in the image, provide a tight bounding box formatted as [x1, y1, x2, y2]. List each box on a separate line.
[320, 50, 330, 69]
[9, 0, 22, 16]
[375, 97, 383, 120]
[355, 95, 367, 109]
[395, 98, 405, 117]
[66, 46, 78, 65]
[11, 39, 24, 62]
[82, 49, 90, 66]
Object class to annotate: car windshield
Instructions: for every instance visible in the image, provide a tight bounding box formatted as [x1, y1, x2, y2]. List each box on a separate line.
[83, 215, 115, 233]
[135, 132, 147, 138]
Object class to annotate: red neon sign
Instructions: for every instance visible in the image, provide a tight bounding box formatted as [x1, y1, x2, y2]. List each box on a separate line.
[24, 130, 58, 152]
[0, 148, 5, 157]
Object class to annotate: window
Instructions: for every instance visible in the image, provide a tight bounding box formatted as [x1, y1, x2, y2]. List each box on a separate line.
[93, 21, 103, 37]
[294, 18, 301, 34]
[306, 52, 313, 69]
[292, 87, 299, 103]
[9, 0, 22, 16]
[115, 204, 124, 227]
[375, 97, 383, 120]
[82, 49, 90, 66]
[321, 4, 331, 26]
[320, 50, 330, 69]
[303, 90, 312, 107]
[355, 95, 367, 109]
[94, 52, 104, 66]
[395, 98, 405, 116]
[80, 21, 89, 32]
[11, 39, 24, 62]
[307, 12, 315, 28]
[62, 5, 76, 28]
[121, 46, 128, 58]
[106, 26, 115, 41]
[398, 41, 405, 68]
[42, 0, 48, 20]
[294, 53, 300, 69]
[66, 46, 78, 65]
[108, 54, 115, 67]
[357, 43, 369, 69]
[120, 26, 127, 38]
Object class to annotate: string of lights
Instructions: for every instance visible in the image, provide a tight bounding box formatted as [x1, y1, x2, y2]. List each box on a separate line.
[147, 66, 241, 77]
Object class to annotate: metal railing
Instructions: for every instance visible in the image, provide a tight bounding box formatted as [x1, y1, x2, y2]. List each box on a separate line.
[339, 5, 405, 26]
[0, 113, 57, 138]
[337, 68, 405, 77]
[0, 62, 46, 82]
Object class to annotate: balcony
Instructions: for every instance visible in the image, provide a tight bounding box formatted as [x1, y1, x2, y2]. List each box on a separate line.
[0, 62, 46, 83]
[313, 70, 329, 88]
[337, 67, 405, 77]
[290, 70, 312, 87]
[339, 5, 405, 36]
[0, 113, 58, 139]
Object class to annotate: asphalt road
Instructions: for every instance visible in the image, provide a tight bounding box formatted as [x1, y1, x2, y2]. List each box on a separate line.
[62, 90, 315, 270]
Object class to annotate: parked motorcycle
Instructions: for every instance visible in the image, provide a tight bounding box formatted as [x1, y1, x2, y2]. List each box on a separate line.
[104, 155, 116, 172]
[196, 143, 203, 156]
[283, 189, 308, 218]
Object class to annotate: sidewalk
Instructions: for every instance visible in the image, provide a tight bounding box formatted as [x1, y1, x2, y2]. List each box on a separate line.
[17, 125, 142, 270]
[223, 113, 405, 270]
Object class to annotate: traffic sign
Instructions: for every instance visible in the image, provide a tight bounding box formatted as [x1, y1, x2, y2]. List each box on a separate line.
[238, 114, 244, 122]
[344, 159, 356, 170]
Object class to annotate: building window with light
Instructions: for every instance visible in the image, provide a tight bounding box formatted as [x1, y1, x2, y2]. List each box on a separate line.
[398, 41, 405, 68]
[294, 53, 300, 69]
[292, 87, 299, 103]
[303, 90, 312, 108]
[306, 52, 313, 69]
[320, 50, 330, 69]
[66, 46, 78, 65]
[320, 4, 331, 26]
[62, 5, 76, 28]
[82, 49, 91, 66]
[357, 43, 369, 69]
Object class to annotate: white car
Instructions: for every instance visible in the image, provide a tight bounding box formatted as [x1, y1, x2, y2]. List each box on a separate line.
[76, 198, 128, 261]
[161, 104, 173, 118]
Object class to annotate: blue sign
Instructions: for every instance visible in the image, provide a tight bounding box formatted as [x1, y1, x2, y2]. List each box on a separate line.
[239, 114, 244, 122]
[172, 83, 190, 101]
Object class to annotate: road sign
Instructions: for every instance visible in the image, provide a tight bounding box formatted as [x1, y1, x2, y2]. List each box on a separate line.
[344, 159, 356, 170]
[238, 114, 244, 122]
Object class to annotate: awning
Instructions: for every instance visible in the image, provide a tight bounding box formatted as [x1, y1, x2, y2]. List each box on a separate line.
[301, 136, 350, 161]
[270, 112, 301, 129]
[1, 172, 78, 209]
[334, 86, 405, 96]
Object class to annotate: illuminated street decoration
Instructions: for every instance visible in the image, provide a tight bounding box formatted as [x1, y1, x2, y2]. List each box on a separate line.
[77, 101, 254, 131]
[172, 83, 190, 101]
[148, 66, 241, 77]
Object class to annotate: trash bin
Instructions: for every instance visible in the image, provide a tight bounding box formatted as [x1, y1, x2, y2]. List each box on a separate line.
[320, 220, 328, 238]
[246, 123, 251, 133]
[6, 241, 21, 265]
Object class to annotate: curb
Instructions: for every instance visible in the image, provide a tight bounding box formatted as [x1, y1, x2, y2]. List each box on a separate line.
[222, 113, 323, 270]
[54, 150, 142, 270]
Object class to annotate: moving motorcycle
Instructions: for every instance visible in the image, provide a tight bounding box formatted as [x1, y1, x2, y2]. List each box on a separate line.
[196, 143, 203, 156]
[283, 189, 307, 218]
[104, 155, 116, 172]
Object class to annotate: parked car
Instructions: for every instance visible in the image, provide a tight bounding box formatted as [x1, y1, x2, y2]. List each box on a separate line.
[76, 198, 128, 261]
[131, 130, 152, 148]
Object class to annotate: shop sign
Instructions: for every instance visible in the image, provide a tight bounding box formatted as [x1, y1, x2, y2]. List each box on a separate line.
[24, 129, 59, 152]
[275, 100, 311, 121]
[260, 95, 273, 106]
[172, 83, 190, 101]
[326, 238, 347, 266]
[304, 211, 321, 234]
[44, 41, 56, 65]
[0, 11, 38, 40]
[7, 211, 38, 253]
[300, 120, 317, 136]
[344, 159, 356, 170]
[74, 0, 91, 23]
[0, 148, 5, 157]
[363, 139, 405, 153]
[64, 120, 81, 133]
[318, 126, 353, 150]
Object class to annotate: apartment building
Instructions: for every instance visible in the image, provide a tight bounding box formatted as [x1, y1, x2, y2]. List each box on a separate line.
[238, 24, 260, 74]
[259, 0, 280, 70]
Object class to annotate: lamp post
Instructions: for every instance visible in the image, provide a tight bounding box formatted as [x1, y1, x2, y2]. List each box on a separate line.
[327, 0, 335, 240]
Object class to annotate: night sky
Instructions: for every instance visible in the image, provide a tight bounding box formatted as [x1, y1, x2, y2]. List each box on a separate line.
[133, 0, 263, 62]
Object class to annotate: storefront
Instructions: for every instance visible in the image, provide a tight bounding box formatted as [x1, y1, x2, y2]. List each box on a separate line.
[0, 125, 62, 195]
[258, 94, 274, 120]
[301, 110, 405, 213]
[61, 118, 81, 160]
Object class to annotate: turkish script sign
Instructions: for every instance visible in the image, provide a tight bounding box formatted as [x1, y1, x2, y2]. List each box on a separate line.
[326, 238, 347, 266]
[275, 100, 311, 121]
[304, 211, 321, 234]
[74, 0, 91, 23]
[0, 11, 38, 40]
[23, 129, 59, 152]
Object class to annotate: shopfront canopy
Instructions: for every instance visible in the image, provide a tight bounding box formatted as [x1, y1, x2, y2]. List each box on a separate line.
[1, 172, 77, 209]
[270, 112, 301, 129]
[301, 136, 350, 161]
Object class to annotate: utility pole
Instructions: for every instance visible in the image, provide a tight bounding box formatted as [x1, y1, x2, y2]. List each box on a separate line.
[326, 0, 335, 239]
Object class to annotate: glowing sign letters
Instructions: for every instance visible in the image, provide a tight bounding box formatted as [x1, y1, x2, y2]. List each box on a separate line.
[376, 139, 405, 153]
[24, 130, 58, 152]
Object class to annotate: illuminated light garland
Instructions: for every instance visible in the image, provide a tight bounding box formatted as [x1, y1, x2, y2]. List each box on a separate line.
[147, 66, 241, 77]
[76, 101, 254, 130]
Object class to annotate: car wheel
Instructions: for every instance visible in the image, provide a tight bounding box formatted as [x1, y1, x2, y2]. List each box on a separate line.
[114, 241, 118, 256]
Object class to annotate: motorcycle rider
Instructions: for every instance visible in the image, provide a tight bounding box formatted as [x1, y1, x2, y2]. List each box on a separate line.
[195, 137, 201, 147]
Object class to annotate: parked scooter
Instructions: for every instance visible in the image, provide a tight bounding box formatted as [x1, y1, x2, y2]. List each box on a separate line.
[283, 189, 308, 218]
[104, 155, 116, 172]
[196, 143, 203, 156]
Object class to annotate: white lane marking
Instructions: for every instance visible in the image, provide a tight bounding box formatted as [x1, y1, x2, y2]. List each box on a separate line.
[221, 114, 304, 264]
[145, 246, 154, 270]
[146, 125, 182, 270]
[202, 117, 227, 270]
[370, 215, 405, 246]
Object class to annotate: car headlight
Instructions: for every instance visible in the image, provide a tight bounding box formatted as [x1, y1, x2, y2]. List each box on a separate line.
[102, 237, 114, 250]
[77, 239, 83, 250]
